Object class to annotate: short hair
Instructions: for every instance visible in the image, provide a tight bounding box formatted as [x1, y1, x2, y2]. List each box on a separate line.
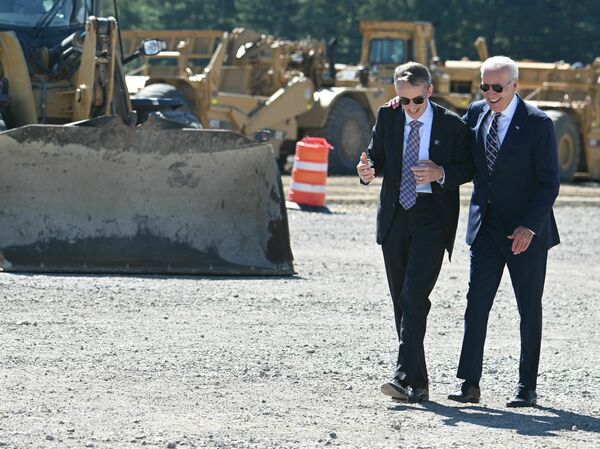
[481, 56, 519, 79]
[394, 62, 432, 86]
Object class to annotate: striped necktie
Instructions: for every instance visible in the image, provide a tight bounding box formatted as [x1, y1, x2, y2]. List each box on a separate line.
[399, 120, 423, 210]
[485, 112, 502, 175]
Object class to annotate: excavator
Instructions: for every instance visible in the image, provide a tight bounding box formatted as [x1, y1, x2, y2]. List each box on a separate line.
[0, 0, 293, 275]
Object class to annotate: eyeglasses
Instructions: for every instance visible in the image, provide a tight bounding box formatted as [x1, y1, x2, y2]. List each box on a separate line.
[479, 79, 514, 93]
[398, 96, 426, 105]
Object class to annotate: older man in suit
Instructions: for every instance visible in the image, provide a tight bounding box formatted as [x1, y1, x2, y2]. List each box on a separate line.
[448, 56, 560, 407]
[357, 62, 473, 403]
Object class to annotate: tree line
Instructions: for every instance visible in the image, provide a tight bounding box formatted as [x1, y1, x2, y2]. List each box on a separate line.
[108, 0, 600, 65]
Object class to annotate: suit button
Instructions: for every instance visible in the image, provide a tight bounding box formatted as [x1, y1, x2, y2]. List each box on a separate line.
[487, 182, 492, 187]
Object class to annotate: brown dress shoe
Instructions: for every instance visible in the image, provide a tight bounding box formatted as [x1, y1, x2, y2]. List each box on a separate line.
[448, 381, 481, 403]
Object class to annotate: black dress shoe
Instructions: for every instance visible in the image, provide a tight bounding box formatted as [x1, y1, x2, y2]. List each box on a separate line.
[448, 381, 481, 403]
[408, 386, 429, 403]
[506, 388, 537, 408]
[381, 378, 409, 401]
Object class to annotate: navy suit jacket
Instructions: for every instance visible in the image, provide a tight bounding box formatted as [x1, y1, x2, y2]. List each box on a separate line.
[367, 101, 473, 259]
[463, 96, 560, 249]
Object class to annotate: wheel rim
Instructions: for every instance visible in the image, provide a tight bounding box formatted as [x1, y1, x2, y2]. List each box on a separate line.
[340, 119, 366, 162]
[558, 134, 574, 170]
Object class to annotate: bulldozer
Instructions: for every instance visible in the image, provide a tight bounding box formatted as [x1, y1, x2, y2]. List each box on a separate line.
[0, 0, 293, 275]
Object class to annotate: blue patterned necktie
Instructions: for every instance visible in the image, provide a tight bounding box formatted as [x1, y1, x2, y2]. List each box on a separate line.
[485, 112, 502, 175]
[399, 120, 423, 210]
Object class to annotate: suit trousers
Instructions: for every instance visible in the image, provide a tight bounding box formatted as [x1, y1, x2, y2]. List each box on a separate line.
[457, 206, 548, 390]
[381, 194, 446, 388]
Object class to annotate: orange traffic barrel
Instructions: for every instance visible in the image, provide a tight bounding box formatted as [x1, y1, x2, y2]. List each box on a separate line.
[287, 137, 332, 207]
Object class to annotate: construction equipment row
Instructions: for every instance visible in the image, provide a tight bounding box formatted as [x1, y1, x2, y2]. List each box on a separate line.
[123, 21, 600, 182]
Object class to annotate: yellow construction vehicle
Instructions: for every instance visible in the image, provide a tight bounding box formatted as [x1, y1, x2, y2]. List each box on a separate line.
[0, 0, 293, 274]
[122, 28, 389, 174]
[356, 21, 600, 182]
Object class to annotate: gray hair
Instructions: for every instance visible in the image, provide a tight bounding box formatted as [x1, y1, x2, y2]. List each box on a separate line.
[481, 56, 519, 79]
[394, 61, 432, 86]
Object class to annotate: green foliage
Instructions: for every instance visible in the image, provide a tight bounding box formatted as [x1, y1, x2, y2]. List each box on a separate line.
[112, 0, 600, 64]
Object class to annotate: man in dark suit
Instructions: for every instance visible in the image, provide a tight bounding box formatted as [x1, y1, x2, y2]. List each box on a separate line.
[357, 62, 473, 403]
[448, 56, 560, 407]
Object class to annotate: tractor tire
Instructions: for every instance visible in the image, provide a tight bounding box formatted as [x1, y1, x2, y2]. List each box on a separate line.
[315, 97, 371, 175]
[546, 109, 581, 182]
[133, 83, 202, 129]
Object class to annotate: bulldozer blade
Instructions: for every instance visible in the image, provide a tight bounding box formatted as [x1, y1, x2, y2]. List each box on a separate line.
[0, 117, 293, 275]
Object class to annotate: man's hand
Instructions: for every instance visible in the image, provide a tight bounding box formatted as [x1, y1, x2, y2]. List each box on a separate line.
[357, 152, 376, 183]
[507, 226, 535, 255]
[384, 96, 401, 110]
[410, 160, 444, 184]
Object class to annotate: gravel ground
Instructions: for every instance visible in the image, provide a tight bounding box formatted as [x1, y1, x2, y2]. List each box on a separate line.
[1, 177, 599, 449]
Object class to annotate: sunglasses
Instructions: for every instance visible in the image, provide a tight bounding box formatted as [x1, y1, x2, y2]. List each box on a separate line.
[479, 79, 514, 93]
[398, 96, 426, 105]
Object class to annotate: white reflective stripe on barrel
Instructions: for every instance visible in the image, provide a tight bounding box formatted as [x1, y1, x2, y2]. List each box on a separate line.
[289, 181, 326, 193]
[293, 160, 328, 172]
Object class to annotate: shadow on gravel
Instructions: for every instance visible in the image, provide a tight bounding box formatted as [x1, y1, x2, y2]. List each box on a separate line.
[390, 402, 600, 436]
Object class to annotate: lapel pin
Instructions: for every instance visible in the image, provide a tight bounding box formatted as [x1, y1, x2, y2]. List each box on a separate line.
[515, 126, 520, 130]
[434, 139, 440, 145]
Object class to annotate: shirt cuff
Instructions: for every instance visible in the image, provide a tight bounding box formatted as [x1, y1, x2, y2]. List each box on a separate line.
[436, 167, 446, 185]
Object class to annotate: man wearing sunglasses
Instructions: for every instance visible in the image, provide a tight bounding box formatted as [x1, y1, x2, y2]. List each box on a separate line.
[357, 62, 473, 403]
[448, 56, 560, 407]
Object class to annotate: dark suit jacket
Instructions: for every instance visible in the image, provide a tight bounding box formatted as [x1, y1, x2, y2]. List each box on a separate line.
[463, 96, 560, 249]
[367, 100, 473, 259]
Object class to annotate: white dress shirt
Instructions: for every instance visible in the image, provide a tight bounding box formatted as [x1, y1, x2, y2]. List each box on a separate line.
[403, 100, 434, 193]
[482, 94, 519, 145]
